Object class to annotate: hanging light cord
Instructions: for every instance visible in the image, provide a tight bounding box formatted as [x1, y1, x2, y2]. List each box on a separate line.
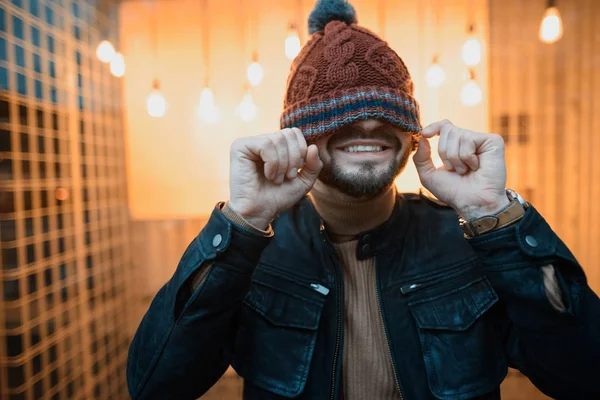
[201, 0, 210, 86]
[467, 0, 475, 33]
[151, 0, 159, 88]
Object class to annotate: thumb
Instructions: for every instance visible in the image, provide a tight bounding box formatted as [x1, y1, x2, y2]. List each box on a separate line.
[298, 144, 323, 187]
[413, 137, 436, 179]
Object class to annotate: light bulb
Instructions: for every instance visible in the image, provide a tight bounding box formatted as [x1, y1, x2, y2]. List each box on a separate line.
[285, 31, 301, 60]
[461, 80, 483, 106]
[96, 40, 115, 63]
[147, 83, 166, 118]
[198, 87, 219, 124]
[462, 38, 481, 66]
[237, 91, 258, 122]
[539, 6, 563, 44]
[247, 61, 264, 87]
[426, 59, 446, 88]
[110, 52, 125, 77]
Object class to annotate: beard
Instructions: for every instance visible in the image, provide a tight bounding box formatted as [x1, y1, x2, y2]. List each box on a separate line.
[317, 130, 412, 198]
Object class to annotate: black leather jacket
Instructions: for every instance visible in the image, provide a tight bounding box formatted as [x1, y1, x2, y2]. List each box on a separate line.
[127, 193, 600, 400]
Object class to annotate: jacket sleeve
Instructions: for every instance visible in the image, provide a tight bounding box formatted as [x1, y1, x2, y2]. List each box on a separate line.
[469, 205, 600, 400]
[126, 204, 272, 400]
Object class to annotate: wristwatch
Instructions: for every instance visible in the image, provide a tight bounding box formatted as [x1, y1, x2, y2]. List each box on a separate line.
[459, 189, 528, 237]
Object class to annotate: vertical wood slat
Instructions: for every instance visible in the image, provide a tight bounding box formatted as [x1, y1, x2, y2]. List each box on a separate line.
[577, 0, 592, 284]
[589, 1, 600, 293]
[489, 0, 600, 292]
[561, 0, 579, 252]
[525, 0, 540, 206]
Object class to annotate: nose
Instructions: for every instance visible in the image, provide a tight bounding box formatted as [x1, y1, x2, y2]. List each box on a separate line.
[354, 119, 384, 132]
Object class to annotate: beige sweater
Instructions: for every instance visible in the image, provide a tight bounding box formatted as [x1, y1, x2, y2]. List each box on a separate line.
[309, 181, 400, 399]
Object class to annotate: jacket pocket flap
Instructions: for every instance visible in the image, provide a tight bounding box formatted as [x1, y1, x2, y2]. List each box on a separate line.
[408, 276, 498, 331]
[244, 270, 325, 330]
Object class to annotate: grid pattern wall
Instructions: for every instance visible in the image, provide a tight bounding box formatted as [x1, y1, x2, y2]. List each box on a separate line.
[0, 1, 133, 399]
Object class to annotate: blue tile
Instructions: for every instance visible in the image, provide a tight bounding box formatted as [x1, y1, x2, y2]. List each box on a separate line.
[15, 45, 25, 68]
[12, 16, 24, 39]
[35, 80, 43, 99]
[33, 54, 41, 73]
[47, 35, 54, 53]
[0, 67, 8, 90]
[16, 73, 26, 95]
[71, 2, 79, 18]
[0, 7, 5, 32]
[45, 6, 54, 26]
[0, 38, 6, 61]
[30, 0, 40, 17]
[31, 26, 41, 47]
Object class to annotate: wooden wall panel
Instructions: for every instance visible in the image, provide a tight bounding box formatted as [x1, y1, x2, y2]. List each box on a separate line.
[489, 0, 600, 294]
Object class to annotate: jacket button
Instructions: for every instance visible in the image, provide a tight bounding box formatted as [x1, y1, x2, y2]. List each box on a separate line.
[212, 234, 223, 247]
[362, 244, 370, 254]
[362, 234, 371, 243]
[525, 235, 538, 247]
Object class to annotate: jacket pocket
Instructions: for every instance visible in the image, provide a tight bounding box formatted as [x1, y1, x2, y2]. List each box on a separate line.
[232, 267, 326, 398]
[408, 276, 508, 400]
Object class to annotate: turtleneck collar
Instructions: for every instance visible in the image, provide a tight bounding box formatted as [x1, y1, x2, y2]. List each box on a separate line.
[308, 179, 397, 242]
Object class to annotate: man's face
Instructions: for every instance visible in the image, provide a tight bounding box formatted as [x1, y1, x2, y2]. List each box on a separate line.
[314, 119, 414, 198]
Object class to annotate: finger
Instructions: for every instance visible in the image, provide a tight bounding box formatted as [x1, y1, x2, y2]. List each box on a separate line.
[413, 137, 435, 180]
[421, 119, 453, 139]
[283, 129, 302, 179]
[297, 144, 323, 188]
[256, 138, 279, 181]
[271, 133, 289, 184]
[437, 124, 453, 171]
[459, 136, 479, 171]
[446, 131, 468, 174]
[292, 128, 308, 164]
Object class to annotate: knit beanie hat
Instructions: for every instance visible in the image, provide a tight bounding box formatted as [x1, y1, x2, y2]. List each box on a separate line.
[280, 0, 422, 148]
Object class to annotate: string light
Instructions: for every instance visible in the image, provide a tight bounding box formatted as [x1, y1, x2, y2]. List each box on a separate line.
[460, 69, 482, 106]
[247, 53, 264, 87]
[147, 80, 167, 118]
[462, 25, 481, 66]
[237, 87, 258, 122]
[96, 40, 115, 63]
[426, 56, 446, 88]
[285, 24, 301, 60]
[109, 52, 125, 77]
[539, 0, 563, 44]
[198, 87, 219, 123]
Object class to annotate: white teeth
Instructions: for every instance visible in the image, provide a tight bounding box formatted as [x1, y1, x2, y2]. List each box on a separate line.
[343, 145, 384, 153]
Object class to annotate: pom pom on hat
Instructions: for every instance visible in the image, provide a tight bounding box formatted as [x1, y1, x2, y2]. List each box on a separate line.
[308, 0, 357, 34]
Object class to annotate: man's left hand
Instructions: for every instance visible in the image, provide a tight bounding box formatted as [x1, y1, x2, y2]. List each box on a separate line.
[413, 119, 510, 221]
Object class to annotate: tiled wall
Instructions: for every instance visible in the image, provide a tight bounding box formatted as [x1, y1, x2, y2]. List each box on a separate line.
[0, 0, 135, 398]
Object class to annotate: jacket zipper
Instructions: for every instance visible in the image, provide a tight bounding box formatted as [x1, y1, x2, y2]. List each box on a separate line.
[400, 263, 475, 295]
[329, 253, 343, 400]
[375, 266, 404, 399]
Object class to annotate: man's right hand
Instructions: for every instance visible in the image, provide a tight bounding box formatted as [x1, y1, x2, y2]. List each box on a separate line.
[227, 128, 323, 230]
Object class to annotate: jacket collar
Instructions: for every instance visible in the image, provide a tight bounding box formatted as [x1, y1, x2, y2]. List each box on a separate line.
[303, 192, 411, 261]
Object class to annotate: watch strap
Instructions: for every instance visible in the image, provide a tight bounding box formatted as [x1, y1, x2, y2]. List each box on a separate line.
[461, 198, 526, 237]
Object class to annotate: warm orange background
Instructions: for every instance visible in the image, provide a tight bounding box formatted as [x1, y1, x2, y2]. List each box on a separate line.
[119, 0, 490, 219]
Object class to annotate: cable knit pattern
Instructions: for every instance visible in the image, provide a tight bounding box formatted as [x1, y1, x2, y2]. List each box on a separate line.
[281, 19, 421, 145]
[288, 66, 318, 104]
[365, 41, 412, 91]
[324, 21, 359, 90]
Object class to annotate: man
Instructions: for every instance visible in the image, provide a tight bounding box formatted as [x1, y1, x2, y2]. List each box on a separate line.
[126, 1, 600, 399]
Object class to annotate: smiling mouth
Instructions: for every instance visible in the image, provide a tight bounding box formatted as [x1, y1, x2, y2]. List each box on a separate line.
[339, 144, 393, 154]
